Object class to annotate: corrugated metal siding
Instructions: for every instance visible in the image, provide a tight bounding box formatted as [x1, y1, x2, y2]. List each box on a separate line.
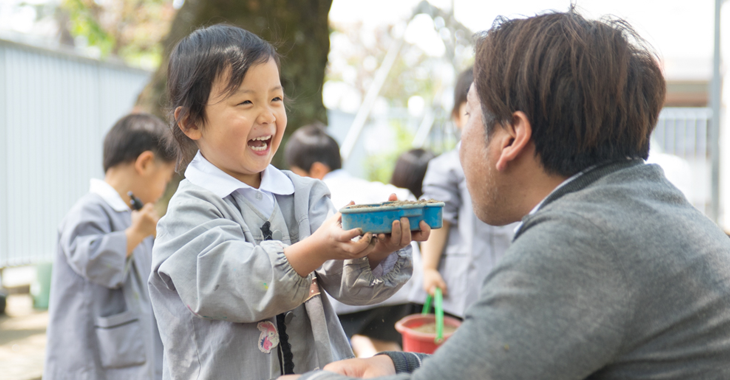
[0, 40, 150, 267]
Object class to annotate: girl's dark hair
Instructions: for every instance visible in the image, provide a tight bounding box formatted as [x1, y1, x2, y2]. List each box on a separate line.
[103, 113, 175, 173]
[167, 24, 280, 171]
[390, 148, 436, 199]
[452, 67, 473, 119]
[284, 123, 342, 172]
[474, 9, 666, 177]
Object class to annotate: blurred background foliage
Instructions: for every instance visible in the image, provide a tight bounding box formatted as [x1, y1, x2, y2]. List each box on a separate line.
[5, 0, 474, 181]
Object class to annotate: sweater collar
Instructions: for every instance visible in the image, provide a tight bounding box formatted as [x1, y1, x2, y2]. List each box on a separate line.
[513, 158, 644, 240]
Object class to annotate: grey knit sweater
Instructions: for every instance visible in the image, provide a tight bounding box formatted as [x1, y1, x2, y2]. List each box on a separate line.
[301, 160, 730, 380]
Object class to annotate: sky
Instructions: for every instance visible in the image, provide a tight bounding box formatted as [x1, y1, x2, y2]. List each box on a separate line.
[330, 0, 730, 80]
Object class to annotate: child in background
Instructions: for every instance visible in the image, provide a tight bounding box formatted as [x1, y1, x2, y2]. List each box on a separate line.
[391, 148, 436, 199]
[149, 25, 430, 379]
[285, 125, 427, 357]
[44, 113, 175, 380]
[420, 68, 516, 319]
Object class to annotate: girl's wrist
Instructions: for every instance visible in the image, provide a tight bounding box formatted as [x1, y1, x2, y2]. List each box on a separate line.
[284, 236, 328, 277]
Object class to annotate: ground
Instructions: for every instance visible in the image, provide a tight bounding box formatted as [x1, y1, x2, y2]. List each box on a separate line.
[0, 294, 47, 380]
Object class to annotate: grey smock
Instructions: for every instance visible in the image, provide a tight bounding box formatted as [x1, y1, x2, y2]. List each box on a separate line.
[421, 148, 515, 317]
[44, 180, 163, 380]
[148, 172, 412, 380]
[300, 161, 730, 380]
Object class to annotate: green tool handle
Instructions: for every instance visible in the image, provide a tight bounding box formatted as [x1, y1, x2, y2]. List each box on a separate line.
[421, 287, 444, 343]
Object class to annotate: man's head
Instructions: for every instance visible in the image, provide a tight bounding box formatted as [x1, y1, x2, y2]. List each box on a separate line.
[461, 10, 666, 225]
[285, 123, 342, 179]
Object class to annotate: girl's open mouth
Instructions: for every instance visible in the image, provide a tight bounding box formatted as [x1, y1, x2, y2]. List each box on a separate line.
[248, 135, 273, 152]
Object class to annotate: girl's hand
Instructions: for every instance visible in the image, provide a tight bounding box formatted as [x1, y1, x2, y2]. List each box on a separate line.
[285, 211, 378, 277]
[367, 194, 432, 268]
[313, 211, 378, 261]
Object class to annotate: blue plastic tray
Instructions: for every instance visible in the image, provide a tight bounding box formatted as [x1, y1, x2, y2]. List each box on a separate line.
[340, 201, 445, 234]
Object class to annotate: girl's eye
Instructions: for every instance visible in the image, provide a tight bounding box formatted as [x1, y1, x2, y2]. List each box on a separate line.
[272, 96, 283, 102]
[238, 100, 252, 106]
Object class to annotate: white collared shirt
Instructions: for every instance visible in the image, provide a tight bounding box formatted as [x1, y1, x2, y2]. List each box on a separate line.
[89, 179, 130, 212]
[184, 151, 294, 218]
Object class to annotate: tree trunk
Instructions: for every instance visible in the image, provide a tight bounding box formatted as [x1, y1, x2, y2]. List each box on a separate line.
[136, 0, 332, 168]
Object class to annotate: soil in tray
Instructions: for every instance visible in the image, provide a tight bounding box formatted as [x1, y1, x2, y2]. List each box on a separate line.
[410, 323, 458, 334]
[346, 199, 442, 210]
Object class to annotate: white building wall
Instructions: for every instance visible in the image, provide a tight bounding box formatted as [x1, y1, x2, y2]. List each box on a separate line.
[0, 39, 150, 267]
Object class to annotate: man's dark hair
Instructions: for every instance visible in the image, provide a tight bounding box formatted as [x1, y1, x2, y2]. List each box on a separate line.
[391, 148, 435, 199]
[167, 24, 280, 171]
[474, 9, 666, 176]
[285, 123, 342, 172]
[103, 113, 175, 173]
[452, 67, 473, 120]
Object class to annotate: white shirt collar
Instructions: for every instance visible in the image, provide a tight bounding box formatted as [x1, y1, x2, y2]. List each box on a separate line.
[89, 179, 130, 212]
[184, 151, 294, 199]
[323, 169, 350, 181]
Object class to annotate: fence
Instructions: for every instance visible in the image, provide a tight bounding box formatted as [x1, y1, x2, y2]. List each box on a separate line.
[0, 39, 150, 267]
[652, 107, 712, 214]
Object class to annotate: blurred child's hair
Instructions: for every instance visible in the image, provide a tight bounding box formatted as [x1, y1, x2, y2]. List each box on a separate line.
[285, 123, 342, 172]
[452, 67, 473, 120]
[167, 24, 280, 171]
[103, 113, 175, 173]
[390, 148, 435, 199]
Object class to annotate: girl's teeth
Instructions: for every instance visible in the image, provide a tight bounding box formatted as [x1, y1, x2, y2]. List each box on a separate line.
[251, 142, 268, 151]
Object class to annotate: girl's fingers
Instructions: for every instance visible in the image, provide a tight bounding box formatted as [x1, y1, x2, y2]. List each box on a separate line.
[389, 219, 402, 246]
[412, 221, 431, 241]
[338, 227, 364, 242]
[399, 218, 412, 246]
[344, 233, 375, 256]
[388, 193, 398, 202]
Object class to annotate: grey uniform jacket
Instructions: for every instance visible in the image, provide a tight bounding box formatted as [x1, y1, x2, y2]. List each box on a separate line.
[300, 160, 730, 380]
[148, 172, 412, 380]
[421, 148, 515, 317]
[44, 193, 163, 380]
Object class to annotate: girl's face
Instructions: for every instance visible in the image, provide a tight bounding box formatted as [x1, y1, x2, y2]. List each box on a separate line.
[188, 58, 286, 188]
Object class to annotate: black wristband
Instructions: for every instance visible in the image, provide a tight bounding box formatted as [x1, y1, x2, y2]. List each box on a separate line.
[376, 351, 429, 374]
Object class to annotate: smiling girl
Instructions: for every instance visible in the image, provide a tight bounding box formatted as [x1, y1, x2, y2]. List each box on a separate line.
[147, 24, 430, 380]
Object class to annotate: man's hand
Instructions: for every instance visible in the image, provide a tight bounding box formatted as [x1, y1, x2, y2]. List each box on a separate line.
[322, 355, 397, 378]
[125, 203, 159, 257]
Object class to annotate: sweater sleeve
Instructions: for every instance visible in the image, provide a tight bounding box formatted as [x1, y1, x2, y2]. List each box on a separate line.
[58, 200, 131, 289]
[302, 210, 632, 380]
[151, 195, 314, 323]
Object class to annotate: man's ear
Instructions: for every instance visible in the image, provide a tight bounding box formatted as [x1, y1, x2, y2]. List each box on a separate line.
[174, 106, 202, 140]
[134, 151, 156, 175]
[309, 162, 331, 180]
[495, 111, 532, 172]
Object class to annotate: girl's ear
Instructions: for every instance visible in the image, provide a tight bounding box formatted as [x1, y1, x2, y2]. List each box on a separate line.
[174, 106, 202, 141]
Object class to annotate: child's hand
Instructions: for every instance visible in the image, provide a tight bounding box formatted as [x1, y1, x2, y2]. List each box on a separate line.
[312, 211, 377, 261]
[367, 218, 431, 268]
[131, 203, 159, 238]
[284, 212, 377, 277]
[125, 203, 159, 257]
[423, 268, 448, 296]
[367, 194, 432, 268]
